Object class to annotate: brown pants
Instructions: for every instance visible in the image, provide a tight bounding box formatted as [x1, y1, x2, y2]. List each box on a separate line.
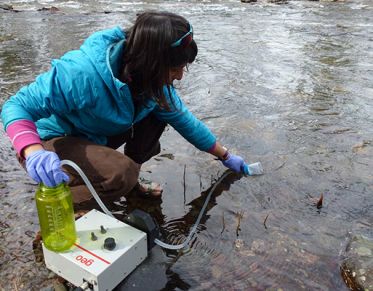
[19, 114, 166, 207]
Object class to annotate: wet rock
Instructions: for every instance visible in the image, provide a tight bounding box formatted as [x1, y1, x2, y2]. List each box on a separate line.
[0, 3, 20, 12]
[211, 265, 223, 279]
[352, 140, 370, 153]
[53, 280, 68, 291]
[241, 0, 288, 3]
[341, 235, 373, 291]
[234, 238, 244, 249]
[250, 239, 266, 254]
[32, 231, 44, 263]
[25, 230, 35, 238]
[268, 0, 288, 3]
[158, 153, 175, 160]
[0, 4, 13, 11]
[37, 6, 60, 13]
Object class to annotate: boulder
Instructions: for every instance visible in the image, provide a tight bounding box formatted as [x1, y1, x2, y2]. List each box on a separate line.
[0, 4, 13, 10]
[341, 235, 373, 290]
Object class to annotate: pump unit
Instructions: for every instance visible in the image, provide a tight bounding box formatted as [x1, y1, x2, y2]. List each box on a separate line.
[42, 209, 148, 290]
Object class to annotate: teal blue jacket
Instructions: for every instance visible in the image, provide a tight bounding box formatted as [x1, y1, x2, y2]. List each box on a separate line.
[1, 27, 216, 151]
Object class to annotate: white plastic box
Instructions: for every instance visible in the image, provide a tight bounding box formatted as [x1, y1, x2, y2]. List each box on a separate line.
[42, 209, 147, 290]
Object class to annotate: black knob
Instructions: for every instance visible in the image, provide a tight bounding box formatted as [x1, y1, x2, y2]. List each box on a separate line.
[104, 237, 116, 250]
[91, 232, 98, 241]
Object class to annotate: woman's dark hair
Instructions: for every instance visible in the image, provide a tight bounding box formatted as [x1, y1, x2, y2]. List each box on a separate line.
[121, 11, 198, 110]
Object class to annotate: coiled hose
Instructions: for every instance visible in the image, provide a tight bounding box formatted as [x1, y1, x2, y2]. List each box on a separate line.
[60, 159, 230, 250]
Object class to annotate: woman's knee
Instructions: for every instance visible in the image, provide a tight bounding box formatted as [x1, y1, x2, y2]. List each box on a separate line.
[41, 136, 140, 195]
[99, 155, 139, 193]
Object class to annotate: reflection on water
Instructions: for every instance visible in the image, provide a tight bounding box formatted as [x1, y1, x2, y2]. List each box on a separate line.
[0, 1, 372, 290]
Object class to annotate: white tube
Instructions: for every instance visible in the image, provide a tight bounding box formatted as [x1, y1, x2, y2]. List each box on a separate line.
[60, 160, 114, 218]
[153, 171, 230, 250]
[60, 159, 231, 250]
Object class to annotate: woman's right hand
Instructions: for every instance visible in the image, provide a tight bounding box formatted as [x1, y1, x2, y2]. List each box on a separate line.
[25, 149, 69, 187]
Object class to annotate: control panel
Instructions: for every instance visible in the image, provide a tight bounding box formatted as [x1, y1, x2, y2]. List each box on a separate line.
[42, 209, 148, 290]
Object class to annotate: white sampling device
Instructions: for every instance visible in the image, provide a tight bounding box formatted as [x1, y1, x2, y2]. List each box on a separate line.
[41, 159, 264, 290]
[42, 209, 147, 290]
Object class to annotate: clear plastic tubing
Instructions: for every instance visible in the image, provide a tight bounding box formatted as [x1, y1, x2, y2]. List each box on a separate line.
[60, 160, 261, 250]
[60, 160, 112, 218]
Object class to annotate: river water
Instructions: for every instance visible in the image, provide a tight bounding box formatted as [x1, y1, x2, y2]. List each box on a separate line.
[0, 0, 372, 290]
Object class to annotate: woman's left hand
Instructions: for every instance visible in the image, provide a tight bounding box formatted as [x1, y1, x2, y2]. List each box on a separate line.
[221, 153, 246, 173]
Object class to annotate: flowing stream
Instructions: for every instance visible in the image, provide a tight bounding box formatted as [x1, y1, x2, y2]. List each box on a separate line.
[0, 0, 372, 290]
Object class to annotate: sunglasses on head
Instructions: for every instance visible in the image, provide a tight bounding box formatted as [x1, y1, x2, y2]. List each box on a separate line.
[171, 24, 193, 48]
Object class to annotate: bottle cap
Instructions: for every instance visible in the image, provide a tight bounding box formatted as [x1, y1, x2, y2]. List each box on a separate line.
[243, 162, 264, 176]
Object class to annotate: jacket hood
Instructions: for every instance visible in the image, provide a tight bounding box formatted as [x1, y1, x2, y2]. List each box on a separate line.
[80, 26, 127, 97]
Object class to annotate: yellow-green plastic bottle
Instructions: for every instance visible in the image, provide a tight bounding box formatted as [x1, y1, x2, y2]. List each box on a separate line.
[35, 183, 77, 252]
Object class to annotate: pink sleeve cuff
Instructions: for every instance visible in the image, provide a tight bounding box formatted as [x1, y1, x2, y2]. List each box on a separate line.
[207, 142, 217, 154]
[6, 120, 42, 155]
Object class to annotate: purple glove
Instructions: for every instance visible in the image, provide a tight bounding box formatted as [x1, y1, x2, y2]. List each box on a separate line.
[222, 153, 246, 173]
[26, 150, 69, 187]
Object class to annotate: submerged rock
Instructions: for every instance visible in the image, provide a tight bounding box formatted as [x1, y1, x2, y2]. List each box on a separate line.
[37, 6, 60, 13]
[341, 235, 373, 291]
[268, 0, 289, 3]
[0, 4, 13, 10]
